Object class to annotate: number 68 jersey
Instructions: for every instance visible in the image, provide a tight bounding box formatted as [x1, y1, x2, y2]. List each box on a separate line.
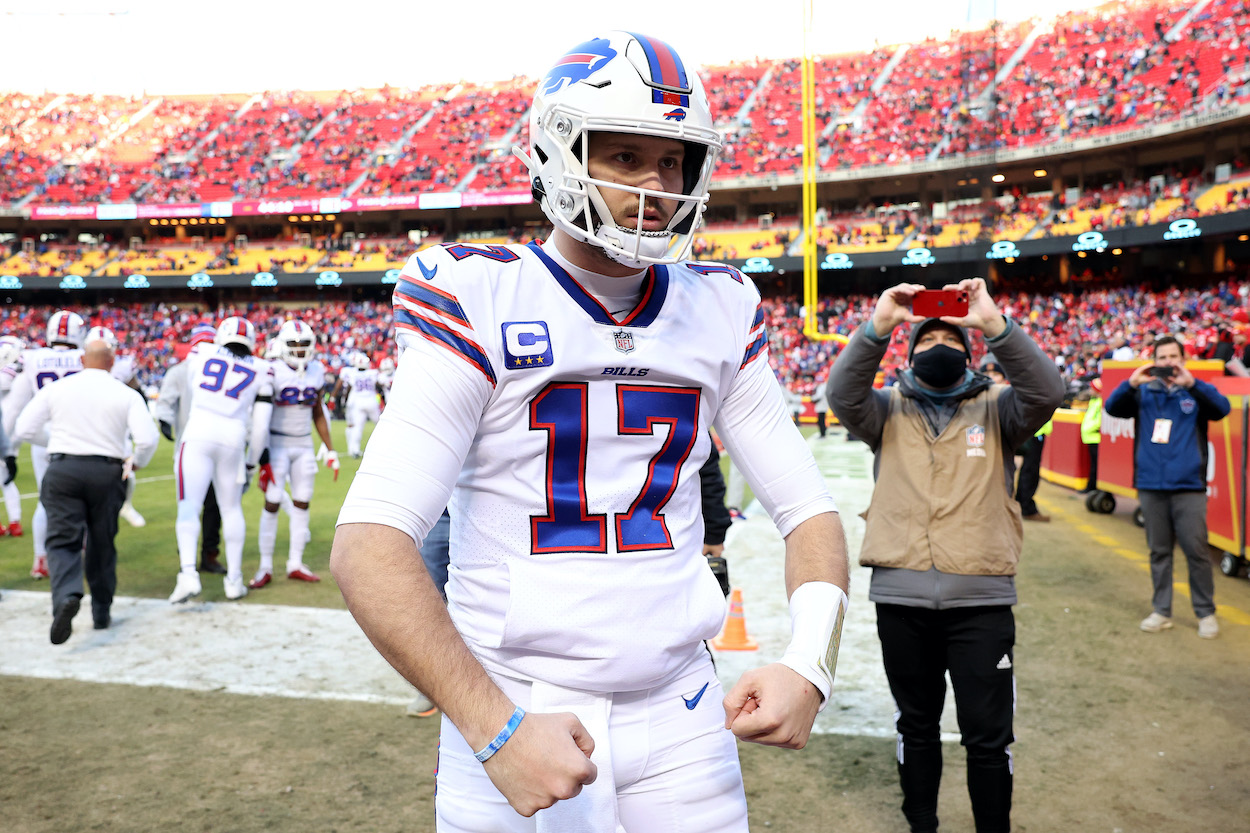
[339, 240, 835, 691]
[181, 345, 275, 449]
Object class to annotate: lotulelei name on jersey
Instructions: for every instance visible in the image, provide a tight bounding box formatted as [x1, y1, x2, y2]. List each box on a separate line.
[600, 367, 649, 377]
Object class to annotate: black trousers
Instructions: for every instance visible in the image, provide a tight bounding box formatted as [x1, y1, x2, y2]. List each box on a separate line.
[877, 604, 1015, 833]
[1016, 435, 1044, 516]
[815, 411, 827, 437]
[201, 482, 222, 559]
[1085, 443, 1099, 491]
[43, 457, 126, 620]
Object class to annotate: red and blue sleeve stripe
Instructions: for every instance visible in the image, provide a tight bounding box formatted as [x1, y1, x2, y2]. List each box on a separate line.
[394, 279, 470, 326]
[393, 307, 496, 386]
[740, 331, 769, 370]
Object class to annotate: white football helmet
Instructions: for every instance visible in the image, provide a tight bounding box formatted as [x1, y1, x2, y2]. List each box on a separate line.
[47, 310, 86, 349]
[379, 356, 395, 374]
[215, 316, 256, 354]
[264, 339, 282, 360]
[86, 326, 119, 350]
[514, 31, 722, 267]
[0, 335, 24, 368]
[277, 319, 316, 371]
[351, 352, 370, 371]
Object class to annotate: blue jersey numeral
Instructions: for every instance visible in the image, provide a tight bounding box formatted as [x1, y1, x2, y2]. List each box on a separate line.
[529, 382, 700, 554]
[199, 359, 257, 399]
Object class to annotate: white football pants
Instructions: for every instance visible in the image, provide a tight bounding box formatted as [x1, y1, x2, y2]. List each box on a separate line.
[345, 399, 380, 456]
[434, 656, 748, 832]
[259, 443, 317, 571]
[175, 439, 247, 580]
[31, 444, 49, 558]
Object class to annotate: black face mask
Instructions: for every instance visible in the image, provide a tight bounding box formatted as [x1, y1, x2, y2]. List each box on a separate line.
[911, 344, 968, 389]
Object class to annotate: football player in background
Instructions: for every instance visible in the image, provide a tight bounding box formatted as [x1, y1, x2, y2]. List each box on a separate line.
[0, 335, 25, 538]
[3, 311, 86, 579]
[331, 352, 382, 457]
[377, 355, 396, 405]
[250, 319, 339, 588]
[155, 322, 229, 575]
[86, 326, 148, 528]
[332, 32, 849, 830]
[168, 317, 274, 604]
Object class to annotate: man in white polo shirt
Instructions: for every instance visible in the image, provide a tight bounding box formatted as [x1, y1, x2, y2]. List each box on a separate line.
[15, 337, 159, 644]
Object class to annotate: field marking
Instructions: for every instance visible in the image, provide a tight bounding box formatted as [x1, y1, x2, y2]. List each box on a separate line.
[1039, 497, 1250, 626]
[20, 473, 174, 500]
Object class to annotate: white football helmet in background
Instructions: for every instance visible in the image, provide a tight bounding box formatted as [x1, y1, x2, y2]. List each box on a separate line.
[86, 326, 119, 350]
[264, 339, 282, 361]
[0, 335, 23, 368]
[47, 310, 86, 349]
[514, 31, 722, 267]
[351, 352, 370, 371]
[215, 316, 256, 354]
[278, 319, 316, 371]
[379, 356, 395, 374]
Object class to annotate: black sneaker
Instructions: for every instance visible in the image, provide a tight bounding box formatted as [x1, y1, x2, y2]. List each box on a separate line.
[51, 596, 81, 645]
[199, 556, 227, 575]
[93, 607, 111, 630]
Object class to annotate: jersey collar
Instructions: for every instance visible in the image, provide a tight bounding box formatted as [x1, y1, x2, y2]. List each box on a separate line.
[526, 241, 668, 328]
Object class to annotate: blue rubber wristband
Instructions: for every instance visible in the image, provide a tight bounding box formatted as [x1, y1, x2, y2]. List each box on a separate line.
[474, 707, 525, 763]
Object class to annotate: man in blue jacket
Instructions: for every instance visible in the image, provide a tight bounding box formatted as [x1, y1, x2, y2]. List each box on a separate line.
[1104, 335, 1230, 639]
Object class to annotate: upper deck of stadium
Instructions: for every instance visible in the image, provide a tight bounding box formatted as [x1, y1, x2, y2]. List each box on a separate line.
[2, 0, 1248, 213]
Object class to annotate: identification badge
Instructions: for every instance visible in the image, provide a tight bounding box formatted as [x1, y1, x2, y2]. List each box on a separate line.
[1151, 418, 1172, 444]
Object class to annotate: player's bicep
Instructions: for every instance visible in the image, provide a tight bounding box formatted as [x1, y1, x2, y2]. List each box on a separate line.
[336, 338, 490, 544]
[715, 357, 836, 538]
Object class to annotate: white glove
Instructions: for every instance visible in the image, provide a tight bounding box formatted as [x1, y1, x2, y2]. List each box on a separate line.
[122, 456, 135, 481]
[316, 443, 328, 463]
[324, 449, 340, 481]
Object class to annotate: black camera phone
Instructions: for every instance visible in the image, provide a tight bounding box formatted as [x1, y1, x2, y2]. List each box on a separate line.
[1148, 365, 1176, 379]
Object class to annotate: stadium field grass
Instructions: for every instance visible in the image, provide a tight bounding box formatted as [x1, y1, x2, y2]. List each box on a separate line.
[0, 420, 372, 608]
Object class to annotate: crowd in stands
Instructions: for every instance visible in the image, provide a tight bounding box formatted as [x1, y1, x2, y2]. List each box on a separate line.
[766, 277, 1250, 400]
[3, 274, 1246, 419]
[4, 1, 1250, 206]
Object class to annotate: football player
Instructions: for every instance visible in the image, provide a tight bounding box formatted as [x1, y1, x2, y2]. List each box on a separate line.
[169, 317, 274, 604]
[377, 355, 396, 405]
[154, 322, 229, 575]
[331, 352, 382, 457]
[0, 335, 25, 538]
[3, 311, 86, 580]
[250, 319, 339, 588]
[332, 32, 849, 830]
[86, 326, 148, 528]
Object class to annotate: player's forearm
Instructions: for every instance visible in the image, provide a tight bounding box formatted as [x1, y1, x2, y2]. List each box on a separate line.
[312, 407, 333, 449]
[330, 522, 516, 750]
[783, 511, 849, 597]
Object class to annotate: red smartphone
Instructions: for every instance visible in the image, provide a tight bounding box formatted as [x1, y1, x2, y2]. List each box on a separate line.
[912, 289, 969, 318]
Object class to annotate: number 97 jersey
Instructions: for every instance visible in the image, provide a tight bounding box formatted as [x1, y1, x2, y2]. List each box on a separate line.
[181, 346, 275, 447]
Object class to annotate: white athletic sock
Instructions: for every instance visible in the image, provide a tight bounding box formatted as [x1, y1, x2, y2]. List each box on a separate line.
[3, 480, 21, 523]
[33, 501, 47, 558]
[221, 503, 246, 581]
[287, 506, 310, 570]
[258, 509, 279, 573]
[174, 500, 202, 573]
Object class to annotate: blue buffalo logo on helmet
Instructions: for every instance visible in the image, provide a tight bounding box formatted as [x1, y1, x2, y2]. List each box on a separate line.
[663, 108, 687, 121]
[539, 38, 618, 96]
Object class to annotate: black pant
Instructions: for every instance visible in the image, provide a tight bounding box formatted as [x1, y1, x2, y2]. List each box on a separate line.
[202, 482, 222, 559]
[815, 411, 827, 437]
[877, 604, 1015, 833]
[43, 457, 126, 620]
[1016, 435, 1044, 516]
[1085, 443, 1099, 491]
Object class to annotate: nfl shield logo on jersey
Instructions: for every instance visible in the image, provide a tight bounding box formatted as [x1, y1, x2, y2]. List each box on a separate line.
[966, 424, 987, 457]
[613, 329, 635, 354]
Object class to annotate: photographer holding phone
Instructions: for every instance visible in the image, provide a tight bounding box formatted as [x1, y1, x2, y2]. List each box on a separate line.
[1104, 335, 1230, 639]
[827, 277, 1063, 833]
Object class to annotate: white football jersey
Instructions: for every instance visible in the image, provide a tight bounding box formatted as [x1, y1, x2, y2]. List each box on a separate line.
[341, 366, 380, 407]
[181, 346, 275, 447]
[110, 353, 138, 384]
[269, 358, 326, 444]
[2, 347, 84, 450]
[339, 240, 835, 691]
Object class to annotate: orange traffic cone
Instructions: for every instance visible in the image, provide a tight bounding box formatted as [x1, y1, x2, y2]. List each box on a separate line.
[712, 587, 758, 651]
